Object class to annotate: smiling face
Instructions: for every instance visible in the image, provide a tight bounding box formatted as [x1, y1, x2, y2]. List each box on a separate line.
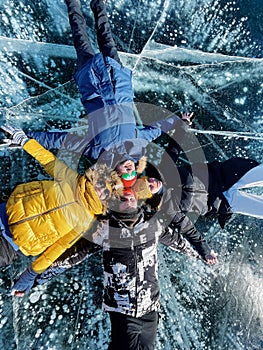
[147, 177, 163, 194]
[115, 160, 136, 176]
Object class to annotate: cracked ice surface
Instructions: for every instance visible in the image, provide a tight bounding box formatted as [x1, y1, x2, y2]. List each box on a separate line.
[0, 0, 262, 349]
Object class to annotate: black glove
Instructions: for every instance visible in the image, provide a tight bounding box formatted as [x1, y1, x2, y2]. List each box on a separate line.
[1, 124, 29, 146]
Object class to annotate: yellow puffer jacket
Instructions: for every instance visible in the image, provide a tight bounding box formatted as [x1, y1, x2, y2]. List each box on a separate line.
[6, 139, 104, 273]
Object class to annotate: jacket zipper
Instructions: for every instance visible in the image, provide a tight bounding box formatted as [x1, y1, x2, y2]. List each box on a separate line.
[8, 200, 77, 227]
[133, 240, 138, 317]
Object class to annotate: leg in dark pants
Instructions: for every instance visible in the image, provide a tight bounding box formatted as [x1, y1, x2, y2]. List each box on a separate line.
[0, 203, 20, 267]
[65, 0, 95, 69]
[109, 311, 158, 350]
[65, 0, 121, 69]
[0, 234, 20, 267]
[90, 0, 121, 64]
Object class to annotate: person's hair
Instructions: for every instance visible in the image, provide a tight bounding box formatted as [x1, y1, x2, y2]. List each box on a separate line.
[85, 164, 109, 184]
[85, 165, 123, 194]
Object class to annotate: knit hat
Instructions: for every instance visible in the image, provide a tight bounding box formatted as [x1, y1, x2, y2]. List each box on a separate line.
[132, 177, 152, 199]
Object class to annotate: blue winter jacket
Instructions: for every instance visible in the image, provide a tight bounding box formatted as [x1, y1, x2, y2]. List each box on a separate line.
[28, 53, 186, 167]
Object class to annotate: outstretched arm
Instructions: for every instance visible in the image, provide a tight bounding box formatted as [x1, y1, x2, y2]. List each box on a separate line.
[34, 238, 101, 286]
[160, 226, 202, 260]
[158, 189, 218, 264]
[11, 219, 107, 296]
[1, 124, 82, 188]
[28, 130, 92, 157]
[11, 237, 100, 297]
[2, 124, 92, 158]
[138, 113, 192, 164]
[23, 138, 81, 189]
[11, 227, 98, 297]
[167, 212, 218, 265]
[137, 114, 189, 141]
[27, 131, 68, 150]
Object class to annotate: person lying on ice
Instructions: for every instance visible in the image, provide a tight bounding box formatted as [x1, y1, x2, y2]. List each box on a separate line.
[0, 123, 121, 297]
[143, 152, 263, 235]
[29, 187, 216, 350]
[26, 0, 193, 179]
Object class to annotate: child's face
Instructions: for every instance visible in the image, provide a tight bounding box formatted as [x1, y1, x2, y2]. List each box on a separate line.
[116, 160, 136, 176]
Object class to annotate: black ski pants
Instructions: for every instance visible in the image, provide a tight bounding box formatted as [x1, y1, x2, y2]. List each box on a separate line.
[65, 0, 121, 69]
[108, 311, 158, 350]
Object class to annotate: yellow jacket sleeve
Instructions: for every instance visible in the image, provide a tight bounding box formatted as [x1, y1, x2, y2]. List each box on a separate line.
[23, 139, 79, 186]
[31, 228, 85, 274]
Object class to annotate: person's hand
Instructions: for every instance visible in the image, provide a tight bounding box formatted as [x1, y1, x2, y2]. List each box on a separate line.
[181, 112, 194, 126]
[1, 124, 29, 146]
[204, 250, 218, 265]
[10, 266, 38, 297]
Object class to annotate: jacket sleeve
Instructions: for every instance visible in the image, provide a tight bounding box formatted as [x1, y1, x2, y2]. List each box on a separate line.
[27, 131, 68, 150]
[31, 227, 87, 273]
[137, 114, 187, 142]
[23, 138, 79, 185]
[34, 238, 101, 285]
[33, 220, 105, 285]
[28, 131, 92, 156]
[159, 189, 212, 259]
[159, 226, 201, 259]
[167, 212, 212, 258]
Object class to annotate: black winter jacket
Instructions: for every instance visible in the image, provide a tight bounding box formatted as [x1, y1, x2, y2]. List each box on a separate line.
[35, 208, 208, 317]
[157, 158, 259, 251]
